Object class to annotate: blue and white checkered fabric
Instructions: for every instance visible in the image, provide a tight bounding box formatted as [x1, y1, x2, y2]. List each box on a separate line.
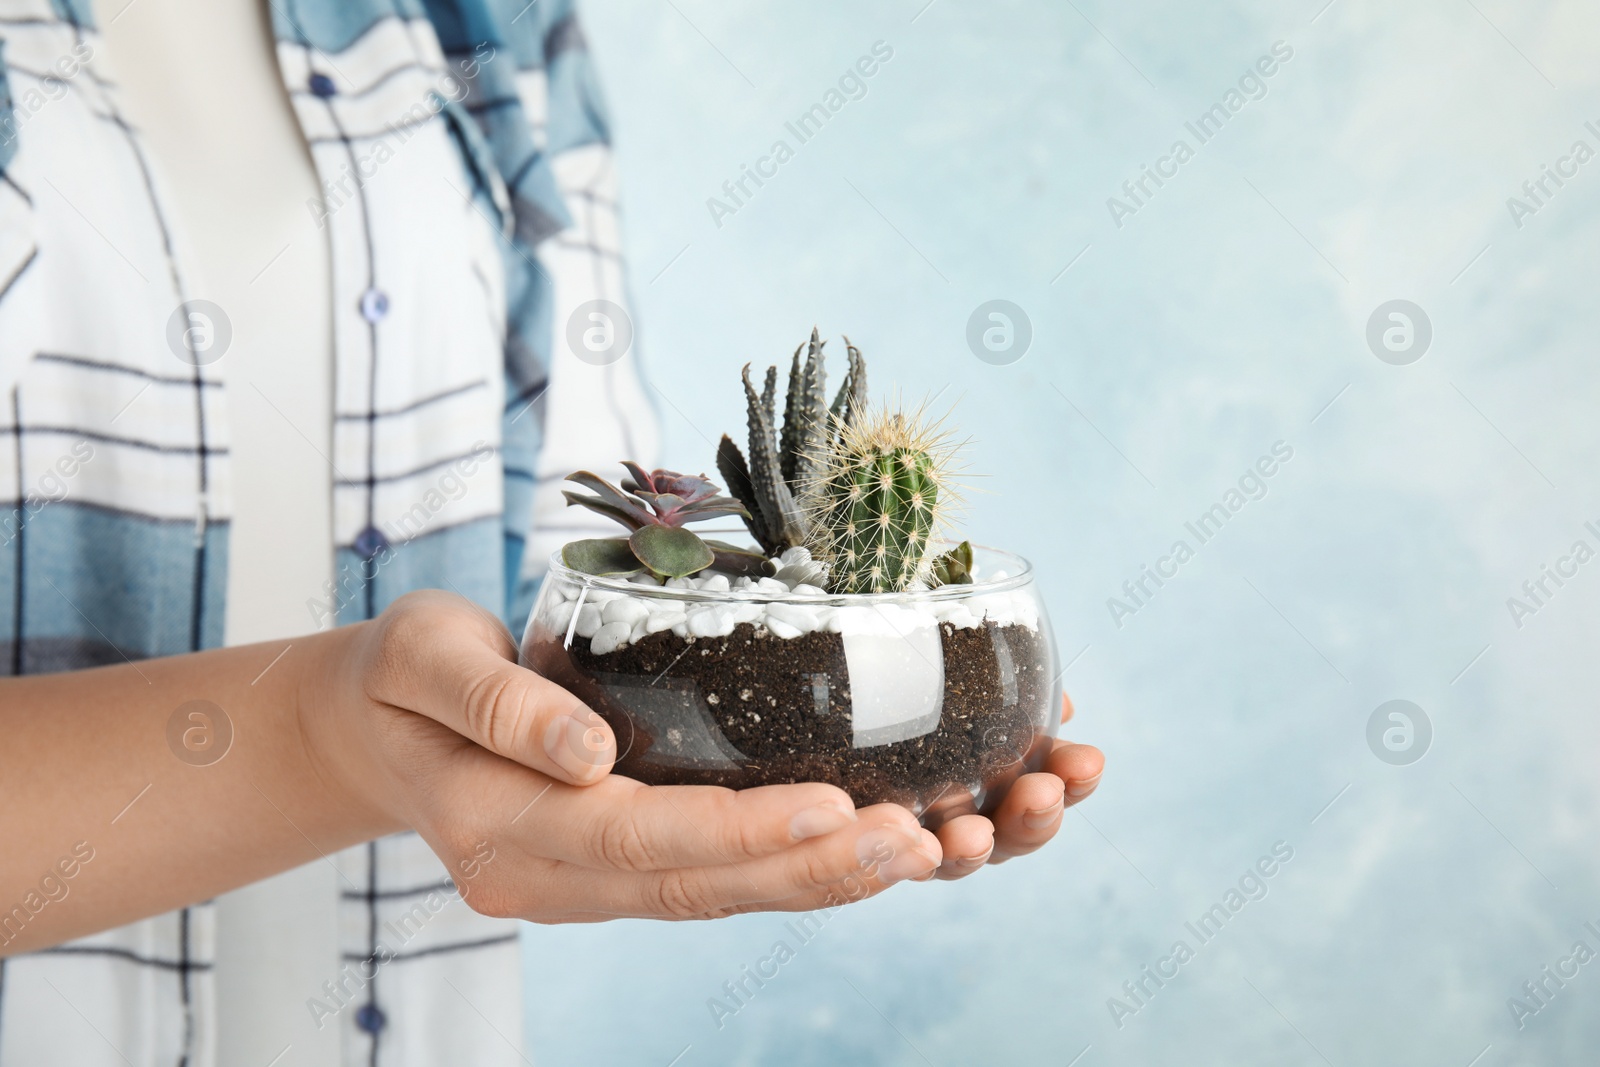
[0, 0, 657, 1062]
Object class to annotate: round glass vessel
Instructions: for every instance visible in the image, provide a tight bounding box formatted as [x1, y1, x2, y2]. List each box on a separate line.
[521, 544, 1060, 820]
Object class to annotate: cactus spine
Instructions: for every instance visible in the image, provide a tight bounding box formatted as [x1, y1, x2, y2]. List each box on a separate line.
[807, 406, 960, 594]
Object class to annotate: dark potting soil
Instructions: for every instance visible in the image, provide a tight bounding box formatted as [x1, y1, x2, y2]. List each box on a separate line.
[551, 619, 1052, 811]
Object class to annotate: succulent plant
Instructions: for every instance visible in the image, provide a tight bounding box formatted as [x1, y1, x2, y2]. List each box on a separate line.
[929, 539, 975, 587]
[717, 328, 867, 558]
[561, 463, 769, 580]
[804, 405, 963, 594]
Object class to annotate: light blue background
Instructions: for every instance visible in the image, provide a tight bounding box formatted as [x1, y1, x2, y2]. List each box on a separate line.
[526, 2, 1600, 1063]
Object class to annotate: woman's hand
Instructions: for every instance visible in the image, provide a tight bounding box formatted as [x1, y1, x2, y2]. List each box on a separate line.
[304, 591, 945, 921]
[924, 696, 1104, 880]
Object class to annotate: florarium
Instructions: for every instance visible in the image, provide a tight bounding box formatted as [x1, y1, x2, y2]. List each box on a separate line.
[521, 331, 1060, 818]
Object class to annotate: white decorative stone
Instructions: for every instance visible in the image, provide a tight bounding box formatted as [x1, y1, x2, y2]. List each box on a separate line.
[645, 611, 686, 633]
[687, 605, 734, 637]
[942, 607, 981, 630]
[589, 620, 632, 655]
[766, 618, 802, 640]
[729, 603, 766, 626]
[602, 598, 649, 628]
[765, 602, 819, 632]
[545, 599, 577, 635]
[574, 603, 604, 639]
[550, 550, 1038, 645]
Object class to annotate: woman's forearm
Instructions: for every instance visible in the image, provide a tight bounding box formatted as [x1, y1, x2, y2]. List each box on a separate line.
[0, 626, 392, 955]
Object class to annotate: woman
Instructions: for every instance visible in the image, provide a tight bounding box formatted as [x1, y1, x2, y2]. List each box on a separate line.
[0, 0, 1105, 1063]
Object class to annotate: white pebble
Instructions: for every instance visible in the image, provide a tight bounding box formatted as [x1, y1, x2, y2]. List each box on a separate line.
[699, 573, 731, 593]
[754, 577, 790, 595]
[630, 619, 649, 643]
[585, 589, 624, 604]
[665, 577, 693, 589]
[688, 605, 735, 637]
[545, 599, 576, 635]
[589, 620, 632, 655]
[646, 611, 686, 633]
[765, 602, 819, 632]
[574, 603, 604, 639]
[778, 546, 812, 567]
[602, 598, 649, 627]
[789, 583, 829, 598]
[729, 603, 765, 625]
[766, 618, 802, 640]
[943, 607, 981, 629]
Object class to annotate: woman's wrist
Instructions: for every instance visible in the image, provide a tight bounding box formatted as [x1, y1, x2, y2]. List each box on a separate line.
[289, 620, 411, 843]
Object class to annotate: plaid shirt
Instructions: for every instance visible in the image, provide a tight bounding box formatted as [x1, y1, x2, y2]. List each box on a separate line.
[0, 0, 656, 1062]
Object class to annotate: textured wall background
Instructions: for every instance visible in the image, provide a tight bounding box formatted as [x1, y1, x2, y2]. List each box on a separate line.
[525, 2, 1600, 1063]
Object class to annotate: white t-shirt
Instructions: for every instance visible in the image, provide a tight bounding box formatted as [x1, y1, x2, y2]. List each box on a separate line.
[96, 0, 340, 1062]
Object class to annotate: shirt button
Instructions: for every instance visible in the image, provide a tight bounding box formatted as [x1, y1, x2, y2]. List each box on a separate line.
[360, 288, 390, 323]
[309, 72, 337, 98]
[354, 526, 390, 560]
[356, 1003, 386, 1034]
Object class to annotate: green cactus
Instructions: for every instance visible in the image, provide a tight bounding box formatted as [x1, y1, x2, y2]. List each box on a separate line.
[717, 328, 868, 557]
[806, 407, 961, 594]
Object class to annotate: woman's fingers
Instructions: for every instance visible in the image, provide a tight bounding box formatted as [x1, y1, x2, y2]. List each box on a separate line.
[515, 803, 940, 921]
[932, 814, 995, 880]
[988, 741, 1104, 863]
[535, 777, 862, 871]
[987, 771, 1066, 862]
[365, 591, 618, 786]
[1053, 739, 1104, 807]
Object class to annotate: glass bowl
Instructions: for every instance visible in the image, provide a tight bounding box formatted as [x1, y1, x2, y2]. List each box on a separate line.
[520, 544, 1060, 821]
